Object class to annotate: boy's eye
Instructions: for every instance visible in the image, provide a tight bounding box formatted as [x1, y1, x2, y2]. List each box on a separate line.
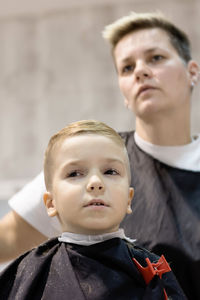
[67, 170, 82, 178]
[104, 169, 119, 175]
[122, 65, 134, 74]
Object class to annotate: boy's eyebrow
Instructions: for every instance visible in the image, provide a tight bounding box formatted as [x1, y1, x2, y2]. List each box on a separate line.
[60, 161, 83, 170]
[61, 158, 125, 168]
[103, 158, 126, 166]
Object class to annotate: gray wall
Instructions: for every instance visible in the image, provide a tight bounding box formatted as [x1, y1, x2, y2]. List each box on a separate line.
[0, 0, 200, 201]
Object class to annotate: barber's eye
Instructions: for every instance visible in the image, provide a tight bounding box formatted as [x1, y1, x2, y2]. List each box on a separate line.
[151, 55, 164, 62]
[104, 169, 119, 175]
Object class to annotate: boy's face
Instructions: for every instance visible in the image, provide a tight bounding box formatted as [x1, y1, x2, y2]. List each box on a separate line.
[114, 28, 198, 120]
[44, 134, 134, 235]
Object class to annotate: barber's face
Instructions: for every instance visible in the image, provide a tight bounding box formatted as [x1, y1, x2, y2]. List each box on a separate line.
[114, 28, 197, 121]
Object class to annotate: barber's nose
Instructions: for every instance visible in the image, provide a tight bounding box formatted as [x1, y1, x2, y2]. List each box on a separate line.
[86, 174, 105, 193]
[135, 62, 152, 81]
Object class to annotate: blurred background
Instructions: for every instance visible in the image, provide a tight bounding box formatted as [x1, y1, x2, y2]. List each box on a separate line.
[0, 0, 200, 217]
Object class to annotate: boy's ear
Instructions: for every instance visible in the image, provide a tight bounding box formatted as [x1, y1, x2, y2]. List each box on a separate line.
[127, 187, 134, 214]
[43, 192, 57, 217]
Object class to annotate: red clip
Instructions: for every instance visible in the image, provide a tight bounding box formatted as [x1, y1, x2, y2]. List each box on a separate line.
[133, 255, 171, 284]
[133, 255, 171, 300]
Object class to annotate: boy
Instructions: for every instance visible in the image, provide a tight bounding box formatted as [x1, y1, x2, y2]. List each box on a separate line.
[0, 120, 186, 299]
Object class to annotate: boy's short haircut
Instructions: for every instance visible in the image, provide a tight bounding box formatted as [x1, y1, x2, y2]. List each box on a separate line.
[44, 120, 131, 190]
[102, 11, 191, 63]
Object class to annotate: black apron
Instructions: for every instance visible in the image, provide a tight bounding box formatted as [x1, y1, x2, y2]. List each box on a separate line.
[0, 238, 186, 299]
[120, 131, 200, 299]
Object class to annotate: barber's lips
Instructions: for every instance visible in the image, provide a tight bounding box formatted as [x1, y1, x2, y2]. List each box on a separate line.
[137, 85, 156, 97]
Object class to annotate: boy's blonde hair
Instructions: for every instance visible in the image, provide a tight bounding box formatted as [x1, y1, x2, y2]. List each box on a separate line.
[103, 11, 191, 63]
[44, 120, 131, 190]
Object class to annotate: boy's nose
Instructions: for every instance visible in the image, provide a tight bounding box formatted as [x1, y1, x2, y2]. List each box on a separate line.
[86, 175, 105, 193]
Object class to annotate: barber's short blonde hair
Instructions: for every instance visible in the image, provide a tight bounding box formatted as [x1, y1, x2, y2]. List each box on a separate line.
[103, 11, 191, 63]
[44, 120, 131, 190]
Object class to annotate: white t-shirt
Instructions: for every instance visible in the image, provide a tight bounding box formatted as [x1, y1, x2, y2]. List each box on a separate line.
[9, 172, 61, 237]
[8, 133, 200, 237]
[134, 132, 200, 171]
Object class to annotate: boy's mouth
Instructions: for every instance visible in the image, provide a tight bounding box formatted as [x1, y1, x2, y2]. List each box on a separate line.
[84, 199, 108, 207]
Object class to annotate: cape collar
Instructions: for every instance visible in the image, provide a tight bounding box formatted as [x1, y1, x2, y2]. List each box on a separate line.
[58, 228, 136, 246]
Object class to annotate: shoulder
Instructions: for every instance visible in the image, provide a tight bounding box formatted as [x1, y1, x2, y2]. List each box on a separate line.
[118, 130, 135, 141]
[1, 237, 59, 275]
[118, 130, 139, 152]
[29, 237, 60, 257]
[0, 238, 61, 299]
[126, 241, 159, 264]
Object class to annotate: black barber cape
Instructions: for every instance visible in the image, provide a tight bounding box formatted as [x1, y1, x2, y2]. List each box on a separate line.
[120, 131, 200, 299]
[0, 238, 186, 300]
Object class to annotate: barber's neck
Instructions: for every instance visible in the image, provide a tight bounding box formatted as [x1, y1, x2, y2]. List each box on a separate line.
[135, 113, 191, 146]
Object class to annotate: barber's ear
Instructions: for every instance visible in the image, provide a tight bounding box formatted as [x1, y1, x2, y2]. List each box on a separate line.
[43, 192, 57, 217]
[187, 60, 199, 85]
[127, 187, 134, 214]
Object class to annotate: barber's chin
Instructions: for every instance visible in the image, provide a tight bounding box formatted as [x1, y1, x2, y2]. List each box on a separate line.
[135, 100, 162, 119]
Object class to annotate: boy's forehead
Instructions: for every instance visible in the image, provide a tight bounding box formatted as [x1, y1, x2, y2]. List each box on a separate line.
[59, 134, 123, 152]
[56, 134, 128, 163]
